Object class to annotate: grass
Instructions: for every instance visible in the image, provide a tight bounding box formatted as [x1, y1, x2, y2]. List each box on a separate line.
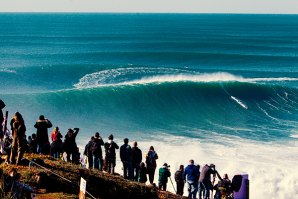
[0, 153, 184, 199]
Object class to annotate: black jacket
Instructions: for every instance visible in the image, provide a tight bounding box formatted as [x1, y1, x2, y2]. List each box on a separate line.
[34, 120, 52, 144]
[131, 146, 142, 166]
[104, 141, 119, 159]
[63, 129, 79, 153]
[91, 138, 104, 158]
[120, 143, 132, 162]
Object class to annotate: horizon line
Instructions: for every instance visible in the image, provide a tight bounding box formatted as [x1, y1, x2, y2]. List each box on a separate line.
[0, 11, 298, 15]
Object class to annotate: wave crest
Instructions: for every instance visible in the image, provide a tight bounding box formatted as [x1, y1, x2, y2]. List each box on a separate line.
[74, 67, 244, 89]
[74, 67, 298, 89]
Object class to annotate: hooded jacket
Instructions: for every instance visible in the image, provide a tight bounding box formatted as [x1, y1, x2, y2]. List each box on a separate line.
[34, 119, 52, 144]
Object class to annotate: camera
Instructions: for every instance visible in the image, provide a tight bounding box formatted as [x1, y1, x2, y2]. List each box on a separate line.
[163, 163, 170, 168]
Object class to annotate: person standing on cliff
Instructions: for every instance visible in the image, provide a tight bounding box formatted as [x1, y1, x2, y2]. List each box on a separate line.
[50, 127, 63, 159]
[64, 128, 80, 163]
[120, 138, 133, 179]
[34, 115, 52, 154]
[131, 141, 142, 181]
[83, 136, 94, 169]
[0, 99, 6, 137]
[91, 132, 104, 170]
[104, 134, 119, 174]
[145, 146, 158, 184]
[158, 163, 171, 191]
[10, 112, 26, 165]
[183, 159, 199, 199]
[199, 164, 217, 199]
[175, 164, 185, 196]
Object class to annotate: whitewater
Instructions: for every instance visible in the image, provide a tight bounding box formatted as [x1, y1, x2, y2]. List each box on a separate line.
[1, 13, 298, 198]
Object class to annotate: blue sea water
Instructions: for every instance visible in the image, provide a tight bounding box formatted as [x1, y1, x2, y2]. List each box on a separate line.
[1, 13, 298, 142]
[1, 13, 298, 198]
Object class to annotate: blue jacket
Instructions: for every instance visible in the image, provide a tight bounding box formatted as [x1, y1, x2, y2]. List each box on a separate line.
[183, 164, 199, 183]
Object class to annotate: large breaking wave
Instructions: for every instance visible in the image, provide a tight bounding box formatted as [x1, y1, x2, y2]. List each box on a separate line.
[3, 68, 298, 142]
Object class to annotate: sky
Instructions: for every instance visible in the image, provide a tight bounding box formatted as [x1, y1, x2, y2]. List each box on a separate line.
[0, 0, 298, 14]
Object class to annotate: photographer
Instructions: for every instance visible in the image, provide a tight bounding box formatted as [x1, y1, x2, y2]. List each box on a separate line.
[34, 115, 52, 155]
[6, 168, 35, 198]
[199, 163, 217, 199]
[158, 163, 171, 191]
[63, 128, 80, 163]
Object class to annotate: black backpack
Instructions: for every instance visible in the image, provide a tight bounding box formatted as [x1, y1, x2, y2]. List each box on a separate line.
[174, 170, 182, 182]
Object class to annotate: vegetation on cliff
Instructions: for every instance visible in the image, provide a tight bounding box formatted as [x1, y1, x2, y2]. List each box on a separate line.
[0, 154, 183, 199]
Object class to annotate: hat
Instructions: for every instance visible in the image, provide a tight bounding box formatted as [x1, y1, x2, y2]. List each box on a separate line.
[108, 134, 114, 140]
[68, 128, 74, 133]
[39, 115, 45, 120]
[95, 132, 100, 138]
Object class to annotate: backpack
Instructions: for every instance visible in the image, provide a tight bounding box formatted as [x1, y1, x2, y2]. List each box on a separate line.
[174, 170, 182, 182]
[146, 151, 156, 167]
[91, 141, 99, 155]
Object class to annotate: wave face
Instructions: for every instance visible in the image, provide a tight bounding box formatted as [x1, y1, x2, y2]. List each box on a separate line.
[3, 68, 298, 142]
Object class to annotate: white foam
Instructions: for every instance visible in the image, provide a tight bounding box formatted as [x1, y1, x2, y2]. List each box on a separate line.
[290, 134, 298, 139]
[231, 96, 248, 109]
[143, 138, 298, 199]
[74, 67, 298, 89]
[0, 68, 17, 74]
[78, 135, 298, 199]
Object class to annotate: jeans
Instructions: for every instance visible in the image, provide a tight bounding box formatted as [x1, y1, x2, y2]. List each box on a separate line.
[187, 181, 198, 199]
[198, 182, 204, 199]
[122, 161, 133, 179]
[38, 143, 49, 155]
[87, 155, 93, 169]
[93, 155, 102, 171]
[53, 152, 60, 159]
[132, 164, 140, 181]
[202, 180, 211, 199]
[106, 158, 116, 174]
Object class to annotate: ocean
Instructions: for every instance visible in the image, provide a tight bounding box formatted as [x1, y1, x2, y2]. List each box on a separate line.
[0, 13, 298, 198]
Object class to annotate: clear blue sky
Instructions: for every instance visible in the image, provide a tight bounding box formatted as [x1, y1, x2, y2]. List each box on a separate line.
[0, 0, 298, 14]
